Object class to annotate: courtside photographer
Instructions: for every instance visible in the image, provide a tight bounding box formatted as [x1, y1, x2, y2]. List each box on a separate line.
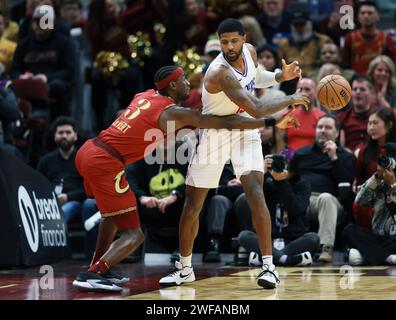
[343, 143, 396, 266]
[236, 153, 319, 267]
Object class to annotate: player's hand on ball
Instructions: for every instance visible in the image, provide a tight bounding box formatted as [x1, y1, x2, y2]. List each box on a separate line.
[275, 113, 300, 129]
[281, 59, 302, 81]
[290, 93, 310, 111]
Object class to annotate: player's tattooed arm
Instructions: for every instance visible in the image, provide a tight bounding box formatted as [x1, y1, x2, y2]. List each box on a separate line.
[158, 107, 271, 131]
[217, 66, 309, 117]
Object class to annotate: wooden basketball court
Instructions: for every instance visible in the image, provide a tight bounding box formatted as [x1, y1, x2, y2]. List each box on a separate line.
[1, 259, 396, 300]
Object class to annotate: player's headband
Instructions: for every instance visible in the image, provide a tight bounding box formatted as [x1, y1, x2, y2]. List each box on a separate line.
[155, 67, 184, 90]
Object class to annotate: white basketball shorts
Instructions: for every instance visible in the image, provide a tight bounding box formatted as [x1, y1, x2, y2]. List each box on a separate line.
[185, 128, 264, 188]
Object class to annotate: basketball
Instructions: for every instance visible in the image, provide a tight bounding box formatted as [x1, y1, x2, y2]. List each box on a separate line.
[316, 74, 352, 111]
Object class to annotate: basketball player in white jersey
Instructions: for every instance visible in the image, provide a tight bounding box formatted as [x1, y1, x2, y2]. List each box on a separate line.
[160, 18, 308, 289]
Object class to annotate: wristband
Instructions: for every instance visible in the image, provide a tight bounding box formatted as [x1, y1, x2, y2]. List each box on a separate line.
[264, 117, 276, 127]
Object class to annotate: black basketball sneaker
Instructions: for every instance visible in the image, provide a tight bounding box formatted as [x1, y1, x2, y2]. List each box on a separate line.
[72, 271, 123, 292]
[101, 270, 130, 285]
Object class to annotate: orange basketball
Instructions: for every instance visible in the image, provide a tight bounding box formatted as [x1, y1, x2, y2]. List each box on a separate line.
[316, 74, 352, 111]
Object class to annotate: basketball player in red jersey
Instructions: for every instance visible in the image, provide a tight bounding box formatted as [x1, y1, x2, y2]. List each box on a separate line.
[72, 65, 306, 292]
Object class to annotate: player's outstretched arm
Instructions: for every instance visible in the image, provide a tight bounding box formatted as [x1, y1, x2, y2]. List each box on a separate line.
[246, 44, 301, 87]
[159, 107, 275, 131]
[216, 65, 309, 118]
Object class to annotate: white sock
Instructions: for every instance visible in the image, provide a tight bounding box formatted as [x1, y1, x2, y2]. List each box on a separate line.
[262, 255, 273, 268]
[180, 254, 192, 268]
[386, 255, 396, 265]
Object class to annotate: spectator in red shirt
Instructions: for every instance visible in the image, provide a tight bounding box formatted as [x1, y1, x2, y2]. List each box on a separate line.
[338, 76, 378, 152]
[341, 1, 396, 76]
[282, 78, 326, 152]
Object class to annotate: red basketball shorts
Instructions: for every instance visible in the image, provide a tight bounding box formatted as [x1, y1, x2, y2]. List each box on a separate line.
[75, 139, 140, 231]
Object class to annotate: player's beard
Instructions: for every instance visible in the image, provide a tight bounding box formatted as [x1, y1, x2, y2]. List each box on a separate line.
[223, 48, 243, 63]
[178, 88, 190, 101]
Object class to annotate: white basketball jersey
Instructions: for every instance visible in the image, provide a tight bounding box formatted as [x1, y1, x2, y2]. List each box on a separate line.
[202, 44, 256, 116]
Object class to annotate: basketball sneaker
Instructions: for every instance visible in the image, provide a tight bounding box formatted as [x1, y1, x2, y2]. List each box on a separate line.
[348, 248, 364, 266]
[257, 264, 280, 289]
[73, 271, 123, 292]
[102, 270, 130, 285]
[248, 251, 262, 267]
[297, 251, 313, 266]
[159, 261, 195, 286]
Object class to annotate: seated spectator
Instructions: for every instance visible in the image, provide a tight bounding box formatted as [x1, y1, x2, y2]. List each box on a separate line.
[255, 0, 292, 47]
[308, 43, 356, 83]
[341, 1, 396, 76]
[235, 154, 320, 267]
[277, 11, 332, 74]
[163, 0, 219, 56]
[37, 116, 86, 223]
[353, 108, 396, 229]
[281, 78, 326, 153]
[315, 63, 342, 83]
[85, 0, 144, 131]
[0, 13, 16, 73]
[0, 0, 19, 43]
[255, 44, 281, 92]
[60, 0, 86, 30]
[203, 162, 244, 263]
[337, 77, 378, 152]
[367, 55, 396, 109]
[125, 144, 188, 254]
[239, 15, 266, 48]
[289, 115, 356, 262]
[181, 38, 222, 111]
[343, 162, 396, 266]
[19, 0, 71, 39]
[0, 80, 19, 144]
[11, 5, 76, 120]
[315, 0, 354, 47]
[0, 80, 23, 159]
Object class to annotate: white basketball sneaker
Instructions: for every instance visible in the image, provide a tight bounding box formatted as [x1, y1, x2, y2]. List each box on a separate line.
[349, 248, 364, 266]
[257, 264, 280, 289]
[248, 251, 262, 267]
[297, 251, 313, 266]
[159, 261, 196, 287]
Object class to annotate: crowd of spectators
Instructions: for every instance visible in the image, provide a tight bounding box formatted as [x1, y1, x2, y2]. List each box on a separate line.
[2, 0, 396, 265]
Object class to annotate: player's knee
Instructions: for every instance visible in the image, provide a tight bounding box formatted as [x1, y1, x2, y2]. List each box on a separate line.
[121, 228, 144, 248]
[244, 186, 264, 204]
[133, 228, 145, 246]
[317, 192, 334, 202]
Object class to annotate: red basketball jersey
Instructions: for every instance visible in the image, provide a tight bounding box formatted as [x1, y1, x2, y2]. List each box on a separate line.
[98, 89, 175, 164]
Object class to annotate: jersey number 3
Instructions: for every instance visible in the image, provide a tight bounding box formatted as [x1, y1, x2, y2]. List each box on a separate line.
[124, 99, 152, 120]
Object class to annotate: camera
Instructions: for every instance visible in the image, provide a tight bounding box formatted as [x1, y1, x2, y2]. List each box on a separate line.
[271, 154, 287, 173]
[378, 156, 396, 170]
[378, 142, 396, 171]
